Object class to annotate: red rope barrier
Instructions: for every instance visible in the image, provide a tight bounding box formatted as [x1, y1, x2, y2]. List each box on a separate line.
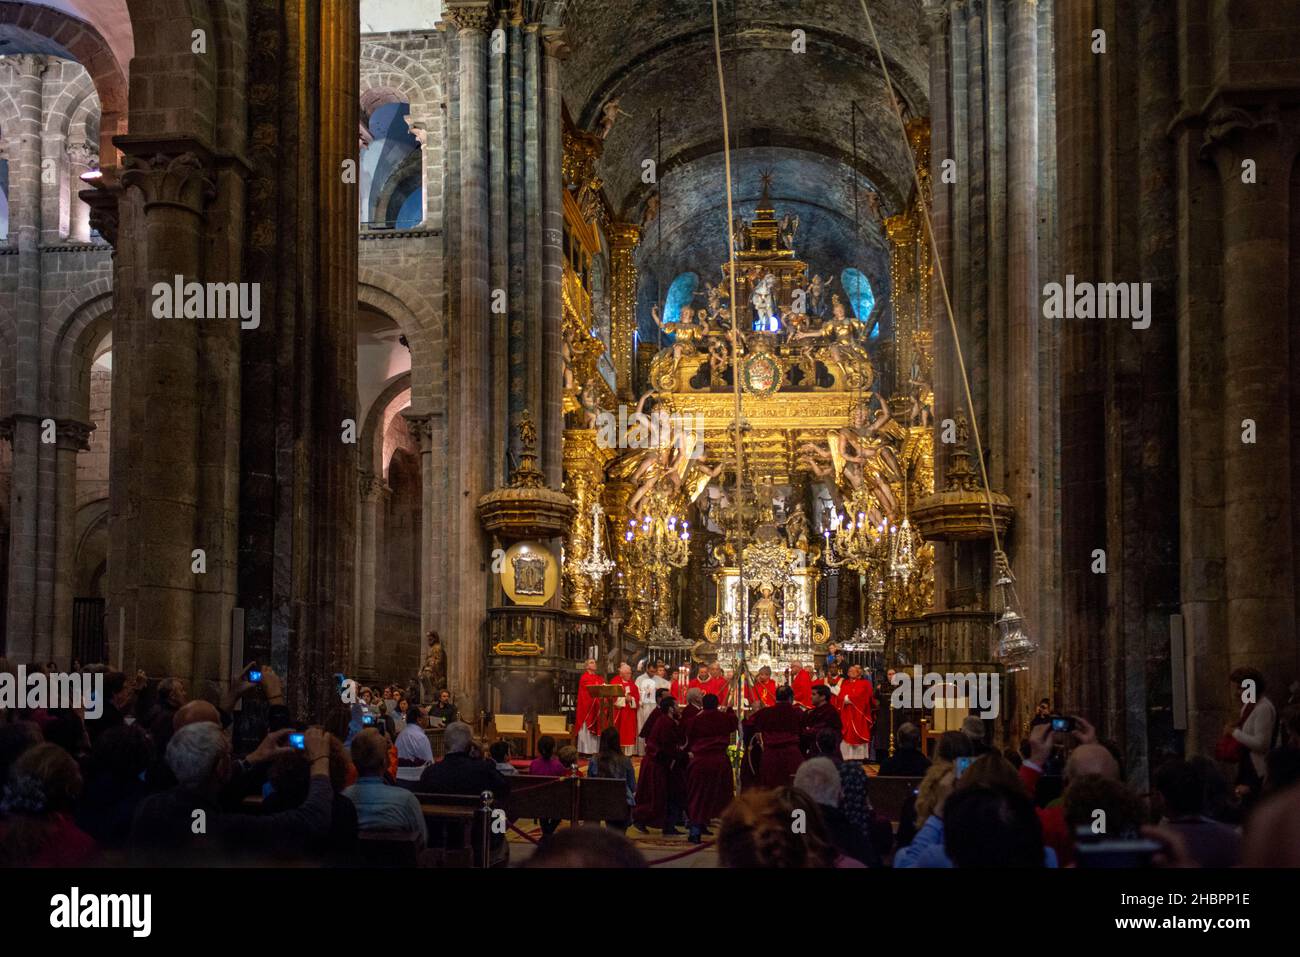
[647, 839, 715, 865]
[509, 823, 543, 845]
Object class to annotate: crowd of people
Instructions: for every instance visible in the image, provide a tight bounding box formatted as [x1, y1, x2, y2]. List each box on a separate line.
[2, 653, 1299, 868]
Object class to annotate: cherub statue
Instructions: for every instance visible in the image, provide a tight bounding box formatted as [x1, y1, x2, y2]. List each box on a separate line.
[579, 378, 602, 429]
[806, 273, 832, 317]
[597, 96, 629, 140]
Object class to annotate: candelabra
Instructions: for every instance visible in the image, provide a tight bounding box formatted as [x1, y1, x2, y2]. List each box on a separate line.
[624, 508, 691, 641]
[575, 502, 616, 583]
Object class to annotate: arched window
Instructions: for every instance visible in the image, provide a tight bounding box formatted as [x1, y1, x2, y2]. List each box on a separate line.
[361, 101, 422, 228]
[840, 268, 876, 330]
[663, 272, 699, 325]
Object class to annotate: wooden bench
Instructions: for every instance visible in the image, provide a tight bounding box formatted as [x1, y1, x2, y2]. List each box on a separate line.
[868, 775, 924, 823]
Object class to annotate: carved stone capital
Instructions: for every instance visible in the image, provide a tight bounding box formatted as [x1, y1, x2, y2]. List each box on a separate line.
[359, 470, 384, 500]
[12, 54, 47, 79]
[121, 151, 216, 216]
[402, 410, 439, 452]
[444, 1, 494, 34]
[82, 184, 120, 246]
[541, 27, 570, 60]
[56, 420, 95, 452]
[1200, 102, 1284, 164]
[66, 141, 98, 168]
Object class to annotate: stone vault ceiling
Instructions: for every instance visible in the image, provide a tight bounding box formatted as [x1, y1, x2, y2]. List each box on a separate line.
[559, 0, 929, 221]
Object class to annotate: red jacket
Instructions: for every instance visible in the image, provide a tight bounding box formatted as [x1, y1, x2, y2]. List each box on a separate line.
[1019, 763, 1072, 866]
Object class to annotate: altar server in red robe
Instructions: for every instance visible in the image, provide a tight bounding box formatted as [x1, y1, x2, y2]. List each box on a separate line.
[800, 684, 842, 754]
[747, 666, 777, 708]
[575, 658, 605, 755]
[748, 685, 804, 787]
[790, 660, 814, 708]
[633, 697, 686, 833]
[685, 693, 738, 843]
[838, 664, 876, 760]
[612, 662, 641, 753]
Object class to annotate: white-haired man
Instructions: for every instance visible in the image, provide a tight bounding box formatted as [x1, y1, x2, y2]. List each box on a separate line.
[130, 723, 333, 864]
[793, 757, 876, 866]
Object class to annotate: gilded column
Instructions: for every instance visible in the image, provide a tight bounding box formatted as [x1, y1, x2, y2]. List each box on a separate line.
[563, 430, 614, 615]
[609, 221, 641, 403]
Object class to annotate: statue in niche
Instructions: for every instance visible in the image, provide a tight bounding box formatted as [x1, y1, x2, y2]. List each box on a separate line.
[752, 582, 781, 641]
[784, 502, 810, 549]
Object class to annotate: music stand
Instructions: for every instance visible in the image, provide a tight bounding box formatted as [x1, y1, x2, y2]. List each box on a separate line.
[588, 684, 623, 734]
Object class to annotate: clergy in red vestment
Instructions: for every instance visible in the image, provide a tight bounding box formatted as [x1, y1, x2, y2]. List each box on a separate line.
[790, 660, 814, 708]
[800, 684, 842, 754]
[687, 664, 711, 694]
[612, 663, 641, 752]
[632, 697, 687, 832]
[748, 685, 804, 787]
[575, 658, 605, 755]
[705, 662, 729, 701]
[747, 666, 777, 708]
[685, 693, 738, 842]
[837, 664, 876, 760]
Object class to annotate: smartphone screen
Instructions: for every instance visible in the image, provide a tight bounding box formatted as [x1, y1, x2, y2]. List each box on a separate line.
[955, 756, 974, 778]
[288, 733, 305, 750]
[249, 670, 263, 683]
[1051, 716, 1072, 733]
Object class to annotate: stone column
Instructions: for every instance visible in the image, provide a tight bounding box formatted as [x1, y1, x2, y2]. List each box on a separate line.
[66, 142, 98, 243]
[356, 470, 382, 677]
[523, 23, 544, 457]
[1006, 0, 1041, 698]
[540, 28, 568, 489]
[4, 54, 46, 661]
[488, 9, 508, 487]
[447, 0, 494, 719]
[403, 410, 444, 665]
[1208, 109, 1298, 692]
[52, 421, 93, 663]
[924, 0, 953, 610]
[609, 222, 641, 402]
[114, 150, 214, 681]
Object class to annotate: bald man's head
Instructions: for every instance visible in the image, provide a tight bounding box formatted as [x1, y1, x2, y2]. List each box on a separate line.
[173, 700, 221, 732]
[1066, 743, 1119, 782]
